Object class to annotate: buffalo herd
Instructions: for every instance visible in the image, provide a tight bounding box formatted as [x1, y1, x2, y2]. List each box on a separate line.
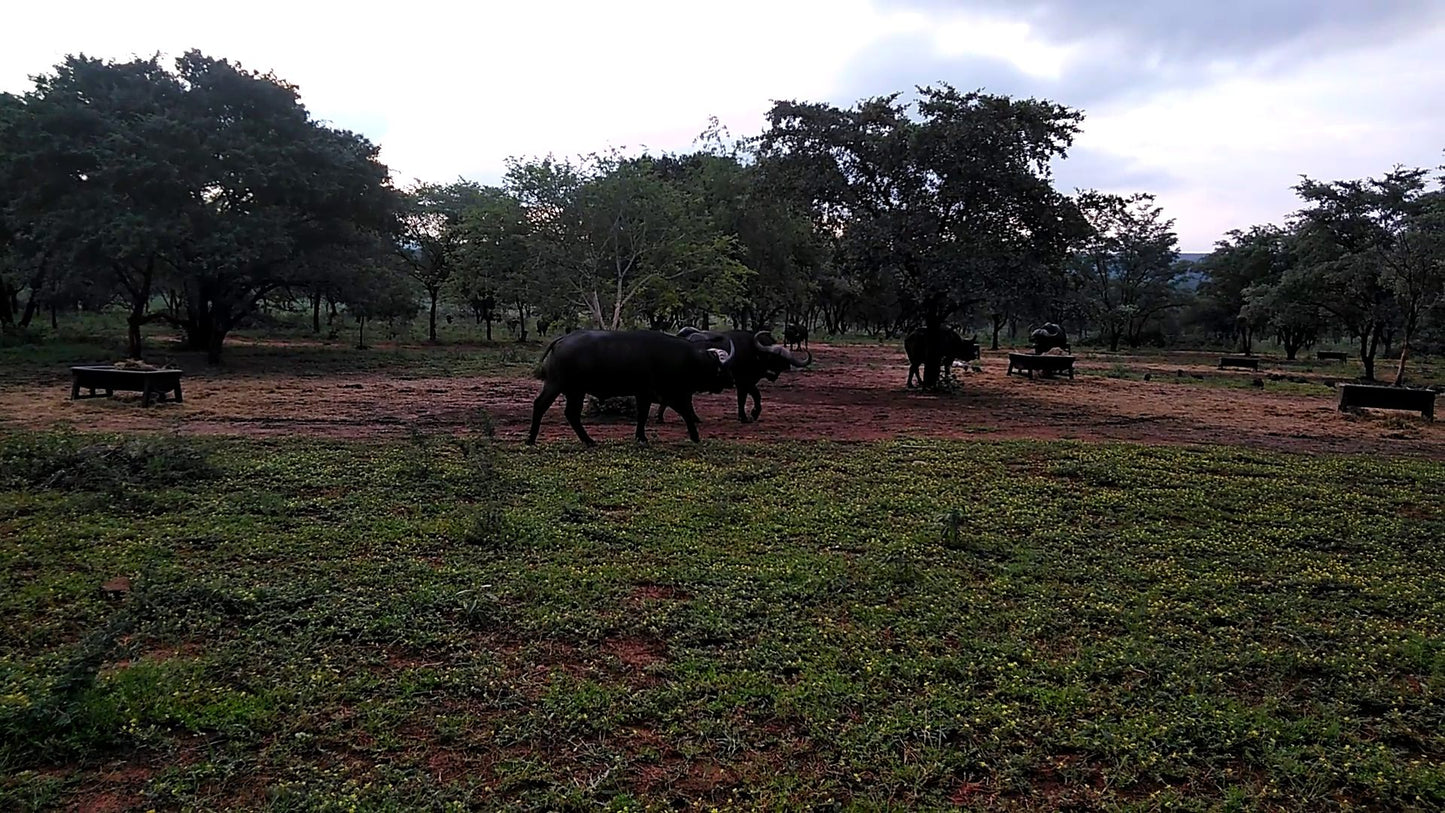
[528, 322, 1070, 444]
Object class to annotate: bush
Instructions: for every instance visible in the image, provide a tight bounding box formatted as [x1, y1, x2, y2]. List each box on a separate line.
[0, 432, 217, 493]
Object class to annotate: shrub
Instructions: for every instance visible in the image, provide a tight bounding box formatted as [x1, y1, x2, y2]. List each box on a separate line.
[0, 432, 217, 493]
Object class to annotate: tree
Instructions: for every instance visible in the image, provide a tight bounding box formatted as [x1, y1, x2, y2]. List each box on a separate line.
[978, 256, 1069, 350]
[1240, 270, 1323, 360]
[165, 52, 400, 363]
[341, 252, 419, 349]
[1291, 166, 1443, 383]
[1070, 192, 1182, 351]
[452, 186, 529, 342]
[506, 151, 745, 331]
[1197, 225, 1294, 354]
[5, 51, 401, 362]
[0, 56, 200, 354]
[757, 84, 1085, 388]
[397, 180, 490, 342]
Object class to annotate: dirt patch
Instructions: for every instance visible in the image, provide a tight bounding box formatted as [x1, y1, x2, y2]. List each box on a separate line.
[66, 762, 156, 813]
[4, 343, 1441, 457]
[605, 636, 667, 672]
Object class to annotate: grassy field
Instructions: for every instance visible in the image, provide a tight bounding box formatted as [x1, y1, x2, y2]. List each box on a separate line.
[2, 430, 1442, 810]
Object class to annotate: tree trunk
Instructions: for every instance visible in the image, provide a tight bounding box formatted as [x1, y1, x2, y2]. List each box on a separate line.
[49, 302, 58, 330]
[428, 289, 440, 342]
[1392, 317, 1417, 387]
[0, 281, 13, 327]
[990, 313, 1005, 351]
[1108, 326, 1122, 352]
[312, 291, 322, 334]
[1392, 339, 1411, 387]
[1282, 329, 1304, 361]
[357, 317, 367, 350]
[1241, 324, 1252, 356]
[127, 316, 143, 360]
[18, 288, 39, 329]
[1360, 326, 1380, 382]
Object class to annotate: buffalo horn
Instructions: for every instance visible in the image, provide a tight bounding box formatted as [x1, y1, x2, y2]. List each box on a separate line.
[761, 343, 813, 367]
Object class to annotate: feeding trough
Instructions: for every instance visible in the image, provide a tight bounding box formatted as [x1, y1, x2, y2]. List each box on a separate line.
[70, 364, 184, 406]
[1218, 356, 1259, 370]
[1336, 384, 1435, 421]
[1006, 353, 1075, 379]
[1317, 351, 1349, 362]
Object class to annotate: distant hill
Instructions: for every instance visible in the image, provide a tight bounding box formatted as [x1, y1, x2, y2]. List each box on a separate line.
[1175, 253, 1209, 291]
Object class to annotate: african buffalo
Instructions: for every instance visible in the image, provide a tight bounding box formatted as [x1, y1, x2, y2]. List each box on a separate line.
[527, 330, 735, 446]
[784, 322, 808, 350]
[1030, 323, 1070, 354]
[657, 328, 812, 424]
[905, 327, 979, 389]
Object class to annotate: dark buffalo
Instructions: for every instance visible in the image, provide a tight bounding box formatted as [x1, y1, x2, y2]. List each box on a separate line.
[1030, 323, 1070, 354]
[784, 322, 808, 350]
[905, 327, 979, 389]
[527, 330, 735, 446]
[657, 328, 812, 424]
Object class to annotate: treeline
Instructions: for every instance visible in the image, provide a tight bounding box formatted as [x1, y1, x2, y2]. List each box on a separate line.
[2, 52, 1442, 386]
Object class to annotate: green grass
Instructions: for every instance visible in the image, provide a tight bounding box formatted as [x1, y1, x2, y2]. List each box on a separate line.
[2, 431, 1442, 810]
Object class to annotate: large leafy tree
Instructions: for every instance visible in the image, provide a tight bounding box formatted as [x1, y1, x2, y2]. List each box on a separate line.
[1240, 268, 1323, 360]
[451, 186, 530, 341]
[2, 51, 399, 362]
[166, 52, 399, 362]
[506, 151, 745, 331]
[1197, 224, 1295, 354]
[397, 180, 491, 342]
[2, 57, 202, 353]
[1291, 166, 1444, 383]
[1070, 191, 1182, 351]
[0, 92, 24, 329]
[339, 246, 419, 349]
[757, 84, 1085, 388]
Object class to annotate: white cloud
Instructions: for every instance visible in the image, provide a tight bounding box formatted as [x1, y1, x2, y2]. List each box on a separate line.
[1057, 24, 1445, 249]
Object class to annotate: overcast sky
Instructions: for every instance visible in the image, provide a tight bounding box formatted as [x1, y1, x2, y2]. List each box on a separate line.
[4, 0, 1443, 251]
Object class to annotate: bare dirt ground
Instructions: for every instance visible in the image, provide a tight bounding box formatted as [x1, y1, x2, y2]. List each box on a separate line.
[3, 342, 1442, 457]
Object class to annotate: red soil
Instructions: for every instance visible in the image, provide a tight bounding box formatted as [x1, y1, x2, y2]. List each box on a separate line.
[3, 343, 1441, 457]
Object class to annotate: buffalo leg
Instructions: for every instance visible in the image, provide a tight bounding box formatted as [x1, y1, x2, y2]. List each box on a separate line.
[676, 399, 703, 443]
[747, 384, 763, 421]
[562, 392, 596, 447]
[907, 363, 920, 388]
[634, 397, 651, 444]
[736, 387, 751, 423]
[655, 403, 667, 424]
[527, 381, 563, 445]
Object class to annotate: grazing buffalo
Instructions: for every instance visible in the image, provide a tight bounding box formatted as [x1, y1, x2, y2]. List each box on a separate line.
[528, 330, 735, 446]
[657, 328, 812, 424]
[905, 327, 979, 389]
[784, 322, 809, 350]
[1030, 323, 1070, 354]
